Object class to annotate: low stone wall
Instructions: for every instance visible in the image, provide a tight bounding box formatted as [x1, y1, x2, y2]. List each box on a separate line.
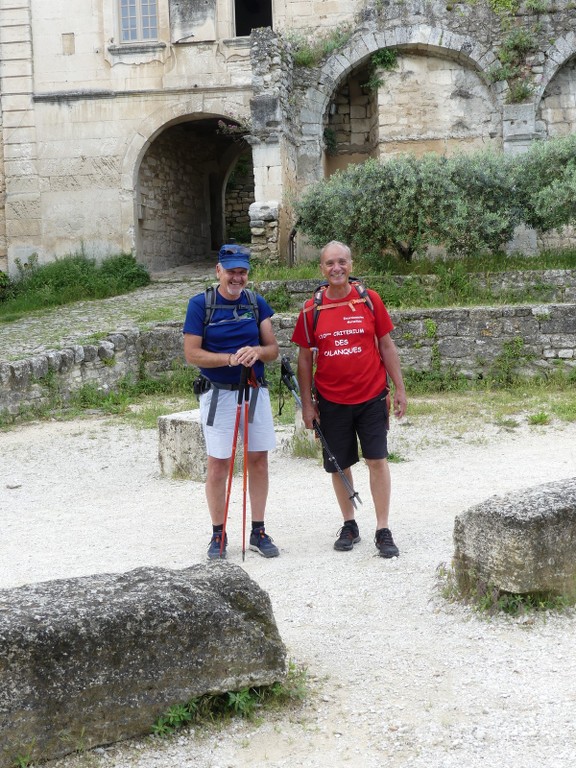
[258, 268, 576, 307]
[1, 303, 575, 417]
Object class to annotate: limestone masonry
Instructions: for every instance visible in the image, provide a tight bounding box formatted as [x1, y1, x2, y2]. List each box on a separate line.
[1, 1, 576, 275]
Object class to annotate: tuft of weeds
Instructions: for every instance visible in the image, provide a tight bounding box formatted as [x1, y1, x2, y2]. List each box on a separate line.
[494, 416, 520, 430]
[528, 411, 551, 425]
[436, 561, 574, 617]
[387, 451, 407, 463]
[289, 429, 322, 460]
[151, 660, 308, 738]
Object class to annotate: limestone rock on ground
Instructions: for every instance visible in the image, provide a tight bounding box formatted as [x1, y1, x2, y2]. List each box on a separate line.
[453, 477, 576, 594]
[0, 563, 286, 768]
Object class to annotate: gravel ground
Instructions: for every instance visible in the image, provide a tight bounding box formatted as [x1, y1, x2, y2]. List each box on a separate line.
[2, 410, 576, 768]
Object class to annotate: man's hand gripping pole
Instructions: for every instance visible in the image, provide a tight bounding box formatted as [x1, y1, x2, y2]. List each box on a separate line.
[280, 356, 362, 509]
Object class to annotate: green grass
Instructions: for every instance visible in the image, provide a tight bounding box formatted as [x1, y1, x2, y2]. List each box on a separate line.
[151, 660, 308, 738]
[252, 247, 576, 281]
[0, 252, 150, 323]
[2, 247, 574, 325]
[436, 561, 574, 617]
[528, 410, 551, 426]
[252, 248, 576, 312]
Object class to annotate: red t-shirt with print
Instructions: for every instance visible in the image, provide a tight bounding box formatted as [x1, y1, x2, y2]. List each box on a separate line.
[291, 287, 394, 405]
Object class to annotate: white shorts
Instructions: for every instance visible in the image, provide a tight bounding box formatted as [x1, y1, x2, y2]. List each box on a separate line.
[199, 386, 277, 459]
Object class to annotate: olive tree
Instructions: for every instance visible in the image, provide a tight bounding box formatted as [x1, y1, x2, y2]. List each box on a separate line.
[295, 151, 519, 261]
[294, 137, 576, 262]
[511, 133, 576, 231]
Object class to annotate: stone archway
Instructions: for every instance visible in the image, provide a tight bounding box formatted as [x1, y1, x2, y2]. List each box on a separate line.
[296, 25, 502, 187]
[536, 48, 576, 138]
[121, 106, 253, 272]
[534, 43, 576, 250]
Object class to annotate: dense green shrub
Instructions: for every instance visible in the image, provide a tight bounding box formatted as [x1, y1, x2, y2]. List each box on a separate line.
[0, 252, 150, 319]
[0, 270, 12, 301]
[294, 136, 576, 262]
[511, 133, 576, 231]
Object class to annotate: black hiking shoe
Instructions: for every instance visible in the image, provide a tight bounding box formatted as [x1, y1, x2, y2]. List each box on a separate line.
[334, 522, 360, 551]
[375, 528, 399, 558]
[249, 526, 279, 558]
[207, 532, 227, 560]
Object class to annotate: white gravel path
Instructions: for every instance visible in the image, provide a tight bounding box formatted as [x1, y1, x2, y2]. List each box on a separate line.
[2, 412, 576, 768]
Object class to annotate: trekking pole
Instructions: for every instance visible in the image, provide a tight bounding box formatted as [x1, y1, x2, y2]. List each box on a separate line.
[280, 356, 362, 509]
[221, 365, 249, 557]
[241, 368, 251, 562]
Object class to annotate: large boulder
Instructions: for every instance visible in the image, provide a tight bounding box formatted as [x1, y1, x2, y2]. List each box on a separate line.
[0, 563, 286, 767]
[453, 477, 576, 595]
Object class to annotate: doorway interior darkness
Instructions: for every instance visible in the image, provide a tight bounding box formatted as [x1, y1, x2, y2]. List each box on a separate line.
[235, 0, 272, 36]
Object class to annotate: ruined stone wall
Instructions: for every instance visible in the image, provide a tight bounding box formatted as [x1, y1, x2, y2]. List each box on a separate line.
[2, 2, 576, 273]
[2, 298, 574, 417]
[225, 152, 254, 240]
[0, 117, 6, 273]
[376, 53, 501, 156]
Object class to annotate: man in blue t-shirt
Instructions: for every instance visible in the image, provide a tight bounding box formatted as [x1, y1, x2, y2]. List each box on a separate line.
[183, 244, 280, 560]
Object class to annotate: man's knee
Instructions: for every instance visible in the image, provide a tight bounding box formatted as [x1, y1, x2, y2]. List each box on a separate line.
[207, 456, 231, 481]
[248, 451, 268, 472]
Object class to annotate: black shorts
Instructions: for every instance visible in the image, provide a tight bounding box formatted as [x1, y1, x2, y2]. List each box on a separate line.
[316, 388, 389, 473]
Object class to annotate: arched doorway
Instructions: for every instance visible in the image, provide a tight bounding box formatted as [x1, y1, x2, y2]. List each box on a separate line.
[136, 116, 253, 272]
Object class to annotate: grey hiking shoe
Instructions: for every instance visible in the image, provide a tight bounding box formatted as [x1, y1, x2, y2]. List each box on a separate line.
[207, 531, 227, 560]
[375, 528, 399, 558]
[334, 522, 360, 551]
[249, 526, 279, 558]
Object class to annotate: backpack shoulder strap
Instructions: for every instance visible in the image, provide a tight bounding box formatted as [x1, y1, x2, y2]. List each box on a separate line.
[350, 279, 374, 312]
[203, 285, 261, 340]
[203, 286, 217, 338]
[301, 278, 375, 346]
[243, 287, 260, 326]
[301, 283, 326, 346]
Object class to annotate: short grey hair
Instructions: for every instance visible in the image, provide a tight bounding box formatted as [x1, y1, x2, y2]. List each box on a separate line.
[320, 240, 352, 260]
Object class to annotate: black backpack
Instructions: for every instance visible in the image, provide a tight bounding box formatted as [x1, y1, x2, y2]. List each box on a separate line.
[202, 285, 260, 340]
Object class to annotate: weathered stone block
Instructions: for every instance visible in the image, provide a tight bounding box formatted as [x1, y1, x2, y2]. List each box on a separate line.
[158, 409, 206, 481]
[453, 478, 576, 595]
[0, 564, 286, 768]
[97, 340, 115, 360]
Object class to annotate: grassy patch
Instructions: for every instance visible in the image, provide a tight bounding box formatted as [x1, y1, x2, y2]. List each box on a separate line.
[135, 305, 182, 324]
[0, 252, 150, 323]
[151, 660, 308, 738]
[528, 410, 551, 426]
[288, 429, 322, 460]
[436, 561, 574, 617]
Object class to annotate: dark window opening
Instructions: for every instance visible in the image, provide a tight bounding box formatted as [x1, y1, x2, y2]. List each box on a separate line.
[234, 0, 272, 37]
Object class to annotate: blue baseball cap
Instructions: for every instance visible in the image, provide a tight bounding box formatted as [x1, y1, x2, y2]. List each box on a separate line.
[218, 244, 251, 270]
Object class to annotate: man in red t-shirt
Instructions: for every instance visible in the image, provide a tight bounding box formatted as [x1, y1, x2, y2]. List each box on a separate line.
[291, 240, 407, 557]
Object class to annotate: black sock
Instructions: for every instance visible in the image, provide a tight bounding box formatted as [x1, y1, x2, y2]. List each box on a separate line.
[213, 524, 224, 534]
[251, 520, 264, 530]
[344, 520, 357, 528]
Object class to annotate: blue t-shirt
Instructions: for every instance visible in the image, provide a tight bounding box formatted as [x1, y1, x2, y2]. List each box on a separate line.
[183, 289, 274, 384]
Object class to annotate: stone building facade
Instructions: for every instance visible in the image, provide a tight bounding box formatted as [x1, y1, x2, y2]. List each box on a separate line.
[1, 1, 576, 275]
